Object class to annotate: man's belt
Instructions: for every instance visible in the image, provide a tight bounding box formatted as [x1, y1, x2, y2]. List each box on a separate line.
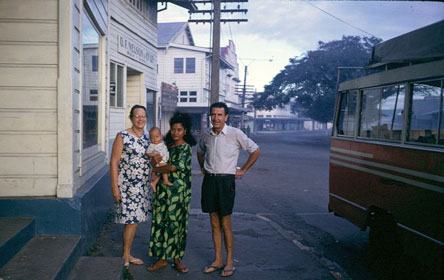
[205, 172, 233, 177]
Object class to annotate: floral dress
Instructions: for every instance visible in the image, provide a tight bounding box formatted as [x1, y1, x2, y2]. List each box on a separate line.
[115, 130, 152, 224]
[148, 143, 192, 260]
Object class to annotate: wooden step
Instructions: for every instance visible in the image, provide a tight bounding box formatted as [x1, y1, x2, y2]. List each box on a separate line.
[0, 217, 34, 268]
[0, 235, 81, 280]
[67, 257, 124, 280]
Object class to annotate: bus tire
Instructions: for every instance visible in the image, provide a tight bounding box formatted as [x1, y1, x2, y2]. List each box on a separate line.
[367, 209, 402, 267]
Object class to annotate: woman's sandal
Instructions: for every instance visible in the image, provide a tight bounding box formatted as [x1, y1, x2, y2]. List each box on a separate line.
[203, 265, 224, 274]
[173, 262, 189, 273]
[123, 257, 143, 268]
[146, 261, 167, 272]
[220, 267, 236, 277]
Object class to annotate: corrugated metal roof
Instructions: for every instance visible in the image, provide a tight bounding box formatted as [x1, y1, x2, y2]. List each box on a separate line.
[158, 22, 194, 46]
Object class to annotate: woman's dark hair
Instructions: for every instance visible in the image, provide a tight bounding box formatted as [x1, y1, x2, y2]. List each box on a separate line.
[129, 104, 147, 118]
[165, 112, 197, 146]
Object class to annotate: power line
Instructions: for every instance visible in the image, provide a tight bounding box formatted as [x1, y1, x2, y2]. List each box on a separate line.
[303, 0, 377, 38]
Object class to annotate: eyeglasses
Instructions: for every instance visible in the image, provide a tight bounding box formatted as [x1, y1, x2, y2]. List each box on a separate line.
[133, 115, 147, 119]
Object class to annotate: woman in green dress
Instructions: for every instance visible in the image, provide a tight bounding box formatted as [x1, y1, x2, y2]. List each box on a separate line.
[147, 112, 197, 273]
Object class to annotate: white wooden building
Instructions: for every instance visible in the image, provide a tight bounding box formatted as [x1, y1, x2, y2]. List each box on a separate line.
[157, 22, 242, 135]
[0, 0, 195, 237]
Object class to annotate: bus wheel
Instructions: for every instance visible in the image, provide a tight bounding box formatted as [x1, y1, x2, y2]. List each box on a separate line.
[367, 209, 402, 276]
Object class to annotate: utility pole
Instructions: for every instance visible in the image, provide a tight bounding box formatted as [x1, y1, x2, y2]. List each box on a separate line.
[210, 0, 221, 105]
[237, 58, 272, 129]
[188, 0, 248, 105]
[241, 65, 247, 129]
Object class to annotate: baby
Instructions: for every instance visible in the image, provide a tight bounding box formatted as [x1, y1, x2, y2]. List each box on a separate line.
[146, 127, 173, 192]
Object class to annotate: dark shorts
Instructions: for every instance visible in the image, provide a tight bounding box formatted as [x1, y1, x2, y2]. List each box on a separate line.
[201, 174, 235, 217]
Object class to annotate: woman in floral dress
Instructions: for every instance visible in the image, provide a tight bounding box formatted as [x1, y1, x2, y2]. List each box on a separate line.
[147, 112, 197, 273]
[110, 105, 152, 268]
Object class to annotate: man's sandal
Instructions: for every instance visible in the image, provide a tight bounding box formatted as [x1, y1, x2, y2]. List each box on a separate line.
[203, 265, 224, 274]
[220, 267, 236, 277]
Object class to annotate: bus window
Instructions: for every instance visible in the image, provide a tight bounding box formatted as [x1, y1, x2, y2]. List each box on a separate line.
[359, 85, 405, 141]
[337, 90, 357, 136]
[379, 85, 405, 141]
[408, 80, 443, 145]
[359, 88, 380, 138]
[440, 98, 444, 144]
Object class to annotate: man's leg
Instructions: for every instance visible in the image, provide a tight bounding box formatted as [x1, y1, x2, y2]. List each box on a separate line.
[210, 212, 224, 267]
[221, 215, 234, 273]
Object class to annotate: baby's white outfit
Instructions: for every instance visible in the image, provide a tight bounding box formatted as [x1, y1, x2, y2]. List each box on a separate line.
[147, 142, 169, 165]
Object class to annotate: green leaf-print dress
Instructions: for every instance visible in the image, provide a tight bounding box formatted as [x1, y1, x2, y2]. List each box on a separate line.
[148, 143, 192, 260]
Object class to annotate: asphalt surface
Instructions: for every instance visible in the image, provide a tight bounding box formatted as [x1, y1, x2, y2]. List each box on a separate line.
[90, 131, 432, 280]
[90, 131, 349, 279]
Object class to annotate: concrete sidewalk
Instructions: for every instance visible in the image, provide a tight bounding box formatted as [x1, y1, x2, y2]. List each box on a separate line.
[90, 208, 338, 280]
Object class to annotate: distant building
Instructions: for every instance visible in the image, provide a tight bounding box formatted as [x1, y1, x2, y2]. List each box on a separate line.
[250, 105, 305, 132]
[157, 22, 242, 135]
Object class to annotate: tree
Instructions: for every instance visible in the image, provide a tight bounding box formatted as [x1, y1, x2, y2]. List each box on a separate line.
[252, 36, 382, 123]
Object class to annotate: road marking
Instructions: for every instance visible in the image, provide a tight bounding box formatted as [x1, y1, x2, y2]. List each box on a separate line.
[191, 209, 354, 279]
[256, 214, 352, 280]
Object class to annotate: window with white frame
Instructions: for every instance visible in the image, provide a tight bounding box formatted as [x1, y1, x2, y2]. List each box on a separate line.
[178, 91, 197, 102]
[174, 58, 184, 73]
[186, 58, 195, 73]
[110, 62, 124, 108]
[174, 57, 195, 74]
[92, 56, 98, 72]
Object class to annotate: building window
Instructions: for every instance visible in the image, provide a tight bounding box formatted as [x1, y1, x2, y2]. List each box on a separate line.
[174, 58, 184, 73]
[186, 58, 195, 73]
[90, 89, 98, 101]
[82, 8, 101, 149]
[110, 62, 124, 108]
[178, 91, 198, 103]
[92, 56, 98, 72]
[126, 0, 156, 23]
[174, 57, 196, 74]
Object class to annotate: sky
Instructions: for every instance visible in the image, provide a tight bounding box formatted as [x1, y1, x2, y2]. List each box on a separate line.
[158, 1, 444, 92]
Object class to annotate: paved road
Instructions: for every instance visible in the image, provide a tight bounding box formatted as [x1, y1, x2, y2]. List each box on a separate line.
[92, 130, 406, 279]
[189, 131, 376, 280]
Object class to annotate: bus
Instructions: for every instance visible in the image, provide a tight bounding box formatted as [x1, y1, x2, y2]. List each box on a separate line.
[329, 20, 444, 278]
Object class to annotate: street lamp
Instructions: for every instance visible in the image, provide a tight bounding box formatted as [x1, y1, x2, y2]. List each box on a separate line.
[239, 57, 273, 131]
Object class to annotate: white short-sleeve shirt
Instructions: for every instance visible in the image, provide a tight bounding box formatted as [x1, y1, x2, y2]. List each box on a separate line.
[197, 124, 258, 174]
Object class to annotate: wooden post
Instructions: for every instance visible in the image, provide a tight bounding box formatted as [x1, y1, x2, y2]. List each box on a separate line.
[210, 0, 221, 105]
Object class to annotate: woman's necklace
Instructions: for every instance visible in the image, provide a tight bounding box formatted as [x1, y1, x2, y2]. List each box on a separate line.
[131, 127, 143, 139]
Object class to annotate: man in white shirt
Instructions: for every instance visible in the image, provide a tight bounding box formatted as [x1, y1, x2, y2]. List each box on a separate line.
[197, 102, 261, 277]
